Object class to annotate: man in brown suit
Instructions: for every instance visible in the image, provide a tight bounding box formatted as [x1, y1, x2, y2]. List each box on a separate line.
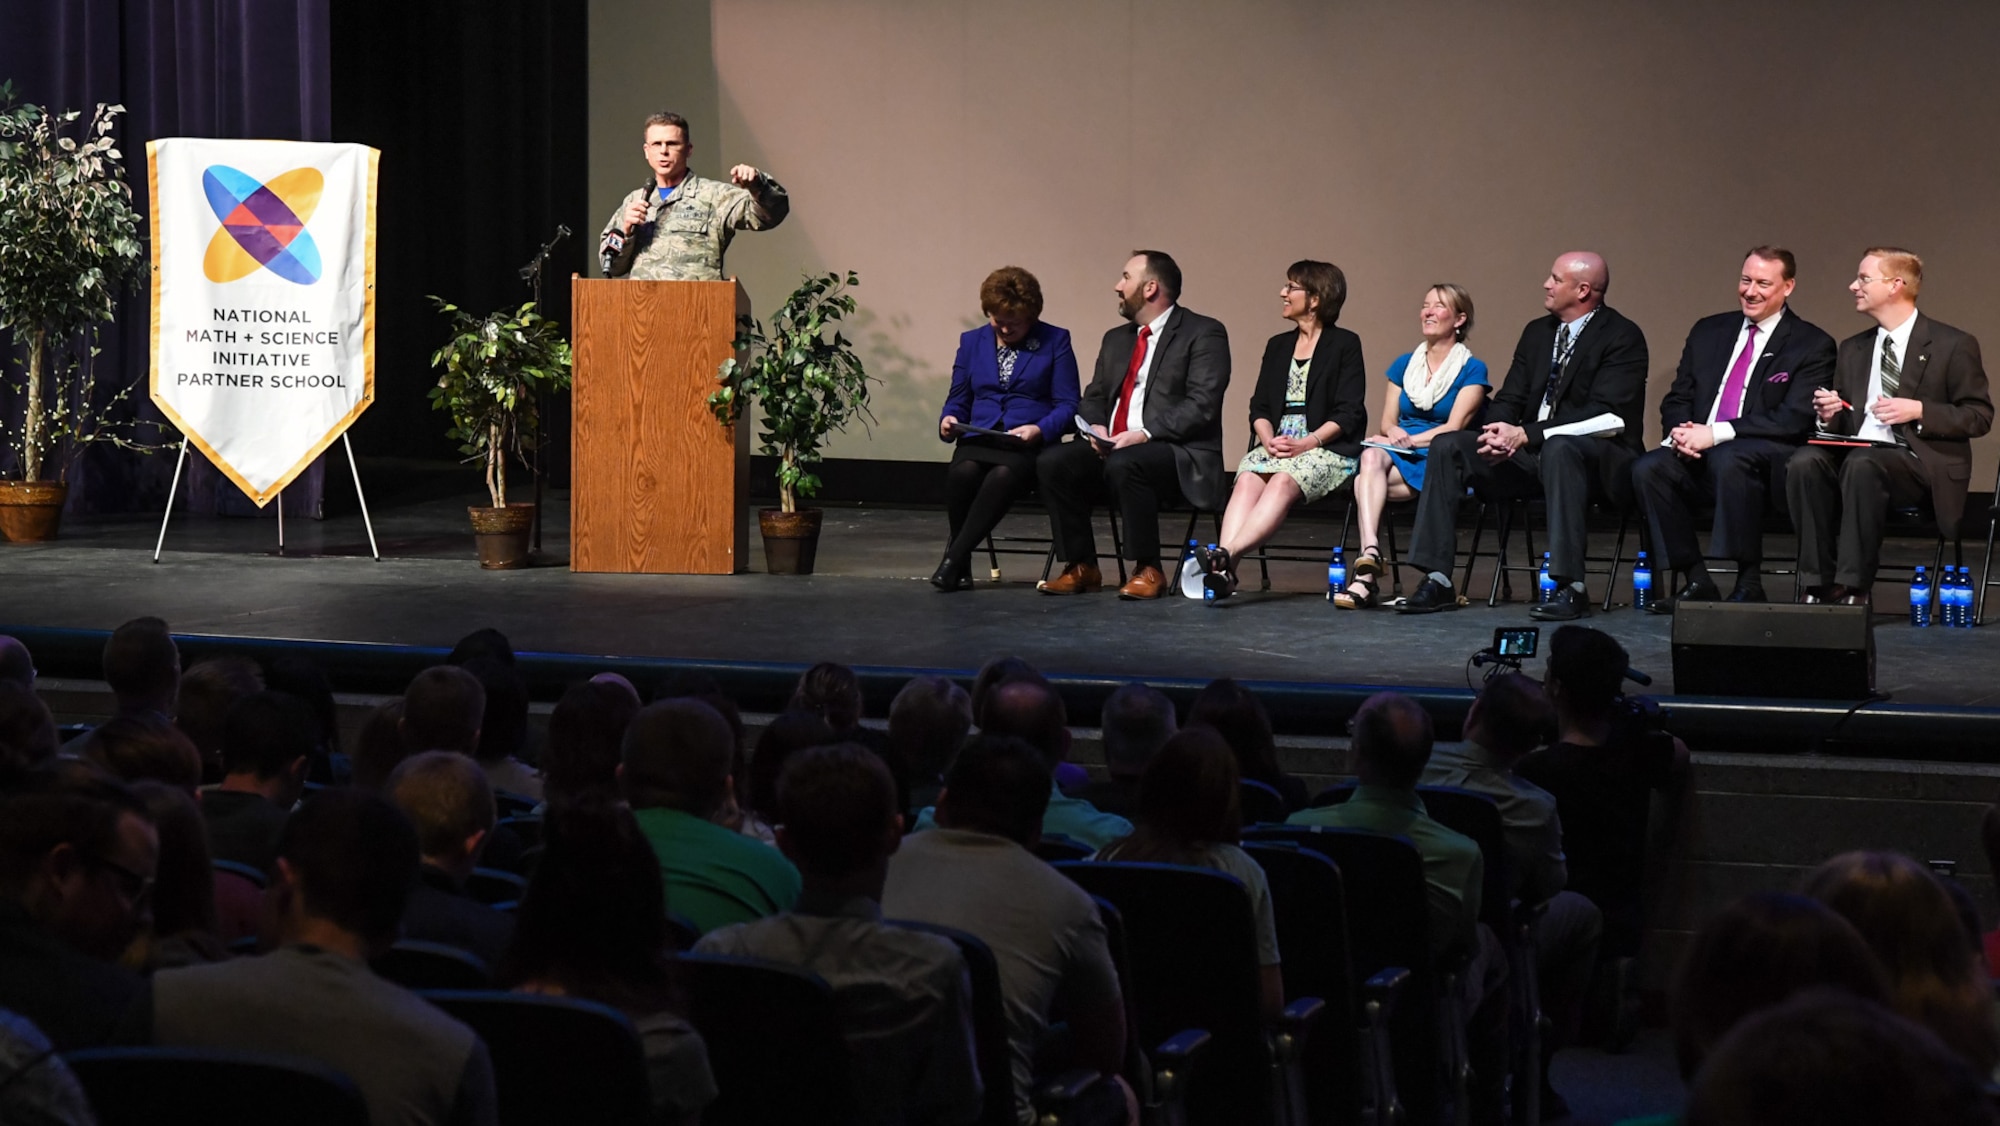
[1785, 247, 1993, 603]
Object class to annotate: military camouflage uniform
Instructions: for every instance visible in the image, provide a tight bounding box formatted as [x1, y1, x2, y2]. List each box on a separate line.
[599, 171, 790, 282]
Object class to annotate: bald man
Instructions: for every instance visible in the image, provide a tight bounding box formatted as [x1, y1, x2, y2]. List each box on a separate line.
[0, 637, 33, 689]
[1401, 252, 1650, 620]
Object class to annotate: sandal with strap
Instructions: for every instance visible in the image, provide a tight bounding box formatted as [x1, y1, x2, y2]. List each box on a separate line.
[1193, 543, 1234, 576]
[1332, 572, 1378, 610]
[1352, 546, 1386, 579]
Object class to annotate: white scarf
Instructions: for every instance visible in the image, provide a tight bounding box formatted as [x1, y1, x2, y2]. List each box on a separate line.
[1401, 341, 1470, 413]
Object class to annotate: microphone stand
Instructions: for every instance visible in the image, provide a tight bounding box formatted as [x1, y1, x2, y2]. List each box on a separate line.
[518, 224, 570, 557]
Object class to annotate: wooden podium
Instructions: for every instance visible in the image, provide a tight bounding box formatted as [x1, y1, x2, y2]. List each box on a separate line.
[570, 277, 749, 573]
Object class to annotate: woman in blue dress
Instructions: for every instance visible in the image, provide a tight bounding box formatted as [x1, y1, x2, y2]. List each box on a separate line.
[1334, 284, 1490, 609]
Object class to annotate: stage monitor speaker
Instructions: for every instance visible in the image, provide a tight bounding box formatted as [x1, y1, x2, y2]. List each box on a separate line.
[1670, 603, 1874, 700]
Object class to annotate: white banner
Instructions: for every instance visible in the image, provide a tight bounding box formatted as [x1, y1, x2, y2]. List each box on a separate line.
[148, 138, 378, 505]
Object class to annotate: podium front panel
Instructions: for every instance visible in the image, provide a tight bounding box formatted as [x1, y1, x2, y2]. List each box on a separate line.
[571, 278, 749, 574]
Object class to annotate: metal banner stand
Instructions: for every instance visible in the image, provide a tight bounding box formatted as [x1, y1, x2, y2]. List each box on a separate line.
[153, 433, 381, 563]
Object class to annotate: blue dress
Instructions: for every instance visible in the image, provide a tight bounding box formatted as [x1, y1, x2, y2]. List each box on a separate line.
[1383, 353, 1489, 492]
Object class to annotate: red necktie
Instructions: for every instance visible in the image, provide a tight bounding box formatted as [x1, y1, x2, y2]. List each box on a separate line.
[1715, 323, 1759, 423]
[1111, 325, 1152, 436]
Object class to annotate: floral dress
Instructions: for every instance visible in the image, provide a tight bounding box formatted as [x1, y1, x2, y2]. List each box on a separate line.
[1236, 357, 1358, 502]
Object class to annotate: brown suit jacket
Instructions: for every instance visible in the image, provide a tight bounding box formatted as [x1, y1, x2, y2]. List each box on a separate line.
[1828, 312, 1993, 532]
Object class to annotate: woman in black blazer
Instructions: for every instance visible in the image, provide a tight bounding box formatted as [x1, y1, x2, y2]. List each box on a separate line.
[1195, 260, 1367, 599]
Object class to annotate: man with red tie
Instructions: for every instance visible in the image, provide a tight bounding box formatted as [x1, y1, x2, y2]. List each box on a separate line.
[1631, 247, 1836, 610]
[1036, 251, 1230, 598]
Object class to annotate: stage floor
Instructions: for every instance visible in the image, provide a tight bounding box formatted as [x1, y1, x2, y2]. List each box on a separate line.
[3, 490, 1996, 706]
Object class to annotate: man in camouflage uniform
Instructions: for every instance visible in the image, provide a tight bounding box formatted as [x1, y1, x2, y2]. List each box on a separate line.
[599, 110, 790, 282]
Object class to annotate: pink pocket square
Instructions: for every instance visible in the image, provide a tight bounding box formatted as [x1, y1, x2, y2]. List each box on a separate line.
[1768, 371, 1791, 384]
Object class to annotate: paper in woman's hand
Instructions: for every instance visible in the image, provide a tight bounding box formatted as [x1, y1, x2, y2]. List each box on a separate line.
[953, 422, 1030, 445]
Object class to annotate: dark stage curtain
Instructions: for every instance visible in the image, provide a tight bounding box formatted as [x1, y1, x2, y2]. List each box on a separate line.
[0, 0, 334, 518]
[328, 1, 589, 493]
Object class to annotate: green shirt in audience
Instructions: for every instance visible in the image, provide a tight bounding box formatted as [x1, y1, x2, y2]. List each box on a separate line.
[1285, 784, 1483, 956]
[632, 806, 802, 934]
[910, 781, 1133, 850]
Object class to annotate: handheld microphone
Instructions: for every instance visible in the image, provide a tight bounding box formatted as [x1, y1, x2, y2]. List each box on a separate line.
[603, 183, 655, 275]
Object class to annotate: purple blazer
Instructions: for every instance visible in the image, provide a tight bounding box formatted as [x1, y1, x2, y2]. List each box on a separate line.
[940, 322, 1080, 445]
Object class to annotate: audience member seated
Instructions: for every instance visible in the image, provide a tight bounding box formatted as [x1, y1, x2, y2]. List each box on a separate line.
[969, 655, 1047, 727]
[497, 796, 717, 1124]
[265, 654, 348, 785]
[153, 789, 499, 1126]
[888, 675, 973, 815]
[351, 697, 409, 791]
[623, 699, 801, 934]
[127, 780, 227, 971]
[400, 666, 485, 758]
[0, 763, 155, 1050]
[0, 636, 35, 689]
[1072, 682, 1176, 820]
[1666, 891, 1889, 1081]
[387, 751, 516, 969]
[201, 691, 315, 876]
[1516, 625, 1689, 955]
[1423, 671, 1602, 1076]
[463, 655, 540, 801]
[1682, 990, 1997, 1126]
[1800, 850, 2000, 1077]
[446, 627, 515, 668]
[1288, 691, 1483, 956]
[92, 616, 181, 731]
[915, 681, 1132, 849]
[1189, 677, 1306, 810]
[790, 661, 891, 755]
[170, 654, 263, 785]
[78, 712, 203, 793]
[0, 681, 58, 780]
[1094, 726, 1283, 1017]
[742, 709, 836, 844]
[697, 744, 983, 1125]
[543, 679, 641, 806]
[883, 735, 1129, 1126]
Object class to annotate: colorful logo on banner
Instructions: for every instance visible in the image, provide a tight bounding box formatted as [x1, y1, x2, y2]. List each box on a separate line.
[201, 165, 324, 285]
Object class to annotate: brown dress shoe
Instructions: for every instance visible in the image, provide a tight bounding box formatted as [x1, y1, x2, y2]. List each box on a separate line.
[1118, 565, 1168, 600]
[1038, 562, 1103, 595]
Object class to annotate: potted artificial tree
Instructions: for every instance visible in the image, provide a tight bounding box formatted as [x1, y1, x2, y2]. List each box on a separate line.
[0, 85, 151, 541]
[428, 298, 572, 569]
[708, 270, 871, 575]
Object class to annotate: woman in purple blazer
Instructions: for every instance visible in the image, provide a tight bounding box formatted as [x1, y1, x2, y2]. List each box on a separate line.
[933, 267, 1081, 591]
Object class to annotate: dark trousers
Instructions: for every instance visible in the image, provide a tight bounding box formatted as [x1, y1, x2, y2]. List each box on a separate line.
[943, 441, 1036, 565]
[1785, 443, 1931, 588]
[1036, 438, 1185, 568]
[1631, 437, 1795, 570]
[1408, 431, 1634, 584]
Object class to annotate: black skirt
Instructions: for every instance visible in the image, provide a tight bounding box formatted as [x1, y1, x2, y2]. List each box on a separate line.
[948, 437, 1039, 479]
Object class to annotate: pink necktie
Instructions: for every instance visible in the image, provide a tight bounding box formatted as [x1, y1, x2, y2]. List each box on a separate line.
[1715, 323, 1759, 423]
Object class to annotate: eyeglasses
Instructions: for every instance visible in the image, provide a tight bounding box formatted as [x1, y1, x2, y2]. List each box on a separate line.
[1280, 283, 1306, 294]
[86, 852, 154, 904]
[1853, 274, 1900, 288]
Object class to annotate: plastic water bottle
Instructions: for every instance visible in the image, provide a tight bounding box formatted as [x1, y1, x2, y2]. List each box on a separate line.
[1327, 546, 1347, 601]
[1632, 551, 1653, 612]
[1537, 552, 1555, 604]
[1910, 566, 1931, 627]
[1940, 567, 1959, 627]
[1954, 565, 1975, 627]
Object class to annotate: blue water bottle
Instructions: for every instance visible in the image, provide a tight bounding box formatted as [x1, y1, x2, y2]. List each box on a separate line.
[1632, 551, 1653, 612]
[1910, 566, 1931, 627]
[1537, 552, 1555, 604]
[1955, 565, 1975, 627]
[1940, 566, 1959, 627]
[1327, 546, 1347, 601]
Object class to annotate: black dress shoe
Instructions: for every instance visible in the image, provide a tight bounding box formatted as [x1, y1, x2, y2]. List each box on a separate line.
[1398, 576, 1463, 614]
[1650, 577, 1718, 614]
[929, 554, 972, 592]
[1530, 584, 1591, 621]
[1726, 578, 1768, 603]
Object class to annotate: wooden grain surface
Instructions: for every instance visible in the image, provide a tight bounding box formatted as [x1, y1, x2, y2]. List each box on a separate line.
[570, 278, 748, 573]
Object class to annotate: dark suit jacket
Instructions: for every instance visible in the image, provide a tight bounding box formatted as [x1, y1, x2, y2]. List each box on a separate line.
[939, 321, 1081, 443]
[1077, 307, 1232, 509]
[1247, 327, 1368, 458]
[1659, 307, 1835, 441]
[1488, 304, 1649, 453]
[1825, 313, 1994, 532]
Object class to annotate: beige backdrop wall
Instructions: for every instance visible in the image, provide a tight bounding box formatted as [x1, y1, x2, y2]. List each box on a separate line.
[591, 0, 2000, 487]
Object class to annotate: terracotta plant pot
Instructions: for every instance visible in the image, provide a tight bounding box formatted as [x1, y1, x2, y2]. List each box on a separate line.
[758, 508, 823, 575]
[0, 481, 68, 543]
[468, 504, 535, 570]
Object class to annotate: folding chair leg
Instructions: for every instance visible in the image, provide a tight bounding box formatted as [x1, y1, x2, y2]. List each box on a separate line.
[1461, 500, 1487, 594]
[985, 536, 1002, 582]
[1107, 507, 1129, 586]
[1982, 516, 1999, 625]
[1384, 509, 1405, 598]
[1487, 503, 1513, 608]
[1257, 546, 1272, 592]
[1601, 511, 1630, 612]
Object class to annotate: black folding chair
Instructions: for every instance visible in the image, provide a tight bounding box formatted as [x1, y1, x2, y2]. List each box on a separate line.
[63, 1046, 368, 1126]
[1056, 861, 1324, 1126]
[422, 990, 652, 1126]
[1243, 841, 1408, 1126]
[680, 951, 855, 1126]
[372, 940, 491, 990]
[1244, 827, 1464, 1126]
